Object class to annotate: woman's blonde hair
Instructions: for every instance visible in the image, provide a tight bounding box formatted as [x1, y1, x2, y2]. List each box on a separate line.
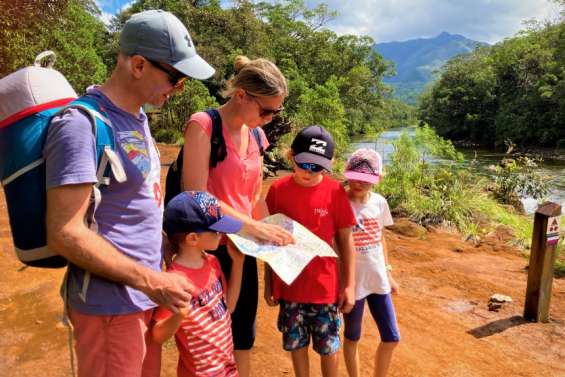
[221, 55, 288, 99]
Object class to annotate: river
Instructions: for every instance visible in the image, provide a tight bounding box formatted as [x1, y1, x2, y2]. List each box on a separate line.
[352, 127, 565, 214]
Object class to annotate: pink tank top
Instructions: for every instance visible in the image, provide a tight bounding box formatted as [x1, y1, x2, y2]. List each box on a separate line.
[188, 112, 269, 216]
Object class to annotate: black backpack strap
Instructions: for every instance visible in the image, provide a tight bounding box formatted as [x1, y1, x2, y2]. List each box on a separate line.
[164, 145, 183, 206]
[164, 109, 226, 206]
[252, 128, 265, 156]
[206, 109, 226, 168]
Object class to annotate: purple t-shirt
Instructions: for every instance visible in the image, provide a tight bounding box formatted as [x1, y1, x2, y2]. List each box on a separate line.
[44, 88, 163, 315]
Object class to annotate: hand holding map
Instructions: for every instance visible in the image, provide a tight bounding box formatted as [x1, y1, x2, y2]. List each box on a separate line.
[226, 213, 337, 285]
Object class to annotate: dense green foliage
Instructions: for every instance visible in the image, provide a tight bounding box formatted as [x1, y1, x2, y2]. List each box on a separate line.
[149, 80, 219, 144]
[418, 14, 565, 149]
[0, 0, 109, 93]
[0, 0, 415, 152]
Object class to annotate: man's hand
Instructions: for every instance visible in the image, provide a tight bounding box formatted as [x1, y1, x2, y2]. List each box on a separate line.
[338, 286, 355, 314]
[143, 271, 194, 313]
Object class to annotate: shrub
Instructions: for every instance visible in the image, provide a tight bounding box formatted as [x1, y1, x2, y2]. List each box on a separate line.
[379, 127, 482, 234]
[153, 129, 184, 145]
[489, 155, 550, 210]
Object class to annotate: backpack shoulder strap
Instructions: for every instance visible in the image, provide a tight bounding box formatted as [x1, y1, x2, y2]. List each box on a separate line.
[252, 128, 265, 156]
[56, 96, 127, 303]
[205, 108, 226, 168]
[65, 96, 126, 186]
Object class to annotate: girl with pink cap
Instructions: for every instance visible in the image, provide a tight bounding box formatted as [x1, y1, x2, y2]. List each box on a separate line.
[343, 148, 400, 377]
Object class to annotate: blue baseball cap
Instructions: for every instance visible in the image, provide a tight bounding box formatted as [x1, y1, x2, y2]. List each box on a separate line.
[164, 191, 242, 235]
[120, 10, 215, 80]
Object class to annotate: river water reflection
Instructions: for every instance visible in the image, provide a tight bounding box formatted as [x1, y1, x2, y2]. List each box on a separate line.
[352, 127, 565, 214]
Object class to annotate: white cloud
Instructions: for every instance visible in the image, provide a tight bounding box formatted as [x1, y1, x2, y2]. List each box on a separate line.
[95, 0, 135, 26]
[99, 11, 114, 26]
[304, 0, 562, 43]
[93, 0, 561, 43]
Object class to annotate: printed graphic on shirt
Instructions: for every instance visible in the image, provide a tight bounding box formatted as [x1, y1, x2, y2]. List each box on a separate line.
[188, 277, 229, 321]
[314, 208, 329, 217]
[353, 216, 382, 255]
[177, 275, 235, 376]
[118, 131, 151, 179]
[146, 138, 162, 207]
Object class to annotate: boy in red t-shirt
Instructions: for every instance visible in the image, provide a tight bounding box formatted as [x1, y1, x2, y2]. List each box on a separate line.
[153, 191, 244, 377]
[264, 125, 357, 377]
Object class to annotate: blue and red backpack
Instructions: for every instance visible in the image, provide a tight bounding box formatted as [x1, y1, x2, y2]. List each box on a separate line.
[0, 51, 125, 268]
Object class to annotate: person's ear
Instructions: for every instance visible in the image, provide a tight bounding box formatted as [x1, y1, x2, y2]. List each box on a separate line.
[184, 232, 199, 245]
[129, 55, 146, 79]
[235, 88, 247, 103]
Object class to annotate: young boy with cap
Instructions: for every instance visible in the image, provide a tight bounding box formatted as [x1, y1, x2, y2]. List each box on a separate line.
[153, 191, 244, 377]
[342, 148, 400, 377]
[263, 125, 357, 377]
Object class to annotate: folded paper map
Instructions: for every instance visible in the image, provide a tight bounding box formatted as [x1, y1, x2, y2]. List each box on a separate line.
[226, 213, 337, 285]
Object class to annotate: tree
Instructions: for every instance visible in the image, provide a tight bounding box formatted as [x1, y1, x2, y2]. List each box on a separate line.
[419, 20, 565, 149]
[0, 0, 108, 93]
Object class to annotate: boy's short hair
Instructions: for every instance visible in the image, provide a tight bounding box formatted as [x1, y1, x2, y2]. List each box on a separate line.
[164, 191, 242, 236]
[291, 125, 335, 172]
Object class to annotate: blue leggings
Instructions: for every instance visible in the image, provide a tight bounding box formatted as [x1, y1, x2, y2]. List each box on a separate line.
[343, 293, 400, 343]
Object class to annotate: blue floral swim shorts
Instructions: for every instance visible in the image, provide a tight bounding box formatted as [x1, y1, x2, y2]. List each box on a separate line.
[277, 300, 341, 355]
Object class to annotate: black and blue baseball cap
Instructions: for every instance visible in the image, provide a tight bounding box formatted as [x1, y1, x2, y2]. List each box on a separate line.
[164, 191, 242, 235]
[291, 125, 335, 172]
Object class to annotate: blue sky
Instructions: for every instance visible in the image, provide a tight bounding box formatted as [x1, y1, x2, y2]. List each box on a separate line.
[96, 0, 561, 43]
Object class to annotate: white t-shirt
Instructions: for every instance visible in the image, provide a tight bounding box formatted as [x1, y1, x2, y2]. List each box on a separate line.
[350, 192, 394, 298]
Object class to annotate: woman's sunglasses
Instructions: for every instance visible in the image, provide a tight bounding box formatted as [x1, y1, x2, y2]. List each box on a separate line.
[247, 92, 284, 117]
[145, 58, 187, 89]
[296, 161, 325, 173]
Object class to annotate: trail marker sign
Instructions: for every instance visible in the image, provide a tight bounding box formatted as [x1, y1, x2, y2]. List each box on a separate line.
[524, 202, 561, 322]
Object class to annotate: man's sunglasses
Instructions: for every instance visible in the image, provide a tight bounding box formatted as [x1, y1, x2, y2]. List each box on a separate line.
[247, 92, 284, 117]
[296, 161, 325, 173]
[145, 58, 187, 89]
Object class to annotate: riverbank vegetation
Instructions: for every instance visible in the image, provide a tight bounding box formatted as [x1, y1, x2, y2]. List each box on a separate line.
[418, 1, 565, 150]
[378, 125, 564, 275]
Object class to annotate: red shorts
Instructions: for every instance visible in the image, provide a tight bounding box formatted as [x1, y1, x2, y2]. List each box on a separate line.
[69, 308, 161, 377]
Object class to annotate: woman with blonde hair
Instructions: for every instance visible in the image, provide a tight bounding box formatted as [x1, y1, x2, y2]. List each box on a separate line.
[182, 55, 288, 376]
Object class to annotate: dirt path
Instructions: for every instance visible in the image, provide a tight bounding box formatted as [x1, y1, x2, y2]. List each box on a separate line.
[0, 144, 563, 377]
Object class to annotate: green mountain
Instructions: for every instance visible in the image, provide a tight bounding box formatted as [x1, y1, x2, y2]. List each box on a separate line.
[374, 32, 487, 104]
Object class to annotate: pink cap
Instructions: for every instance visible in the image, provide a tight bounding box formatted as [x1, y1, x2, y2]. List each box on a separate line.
[344, 148, 382, 184]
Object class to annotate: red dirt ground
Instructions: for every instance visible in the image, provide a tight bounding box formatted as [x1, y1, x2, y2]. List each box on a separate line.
[0, 144, 563, 377]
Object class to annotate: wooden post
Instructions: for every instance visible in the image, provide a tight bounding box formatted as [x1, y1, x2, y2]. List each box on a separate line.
[524, 202, 561, 322]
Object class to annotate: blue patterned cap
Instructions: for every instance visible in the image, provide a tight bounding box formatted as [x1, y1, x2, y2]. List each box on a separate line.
[164, 191, 242, 235]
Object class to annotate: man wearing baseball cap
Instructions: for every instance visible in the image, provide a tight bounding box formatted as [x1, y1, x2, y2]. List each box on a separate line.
[44, 10, 214, 377]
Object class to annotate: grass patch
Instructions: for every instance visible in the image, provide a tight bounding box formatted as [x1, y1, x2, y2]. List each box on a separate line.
[475, 198, 533, 248]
